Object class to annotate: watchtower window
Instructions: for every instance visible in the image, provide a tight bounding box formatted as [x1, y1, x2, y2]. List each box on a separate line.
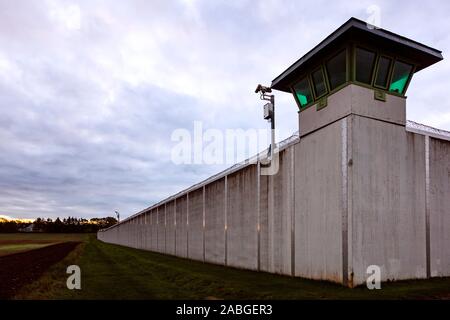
[355, 48, 376, 84]
[389, 60, 413, 94]
[326, 49, 347, 90]
[311, 67, 327, 98]
[374, 56, 392, 88]
[294, 77, 313, 108]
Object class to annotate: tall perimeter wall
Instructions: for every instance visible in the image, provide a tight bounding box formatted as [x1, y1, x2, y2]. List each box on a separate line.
[98, 85, 450, 287]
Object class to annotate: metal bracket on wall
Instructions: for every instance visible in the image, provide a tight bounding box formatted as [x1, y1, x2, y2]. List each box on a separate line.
[374, 90, 386, 102]
[316, 97, 328, 111]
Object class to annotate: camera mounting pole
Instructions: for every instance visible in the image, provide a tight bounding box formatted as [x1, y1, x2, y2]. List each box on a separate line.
[255, 84, 275, 161]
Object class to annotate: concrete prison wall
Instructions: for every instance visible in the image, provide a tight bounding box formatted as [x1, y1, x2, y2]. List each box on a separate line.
[98, 115, 450, 287]
[98, 137, 303, 279]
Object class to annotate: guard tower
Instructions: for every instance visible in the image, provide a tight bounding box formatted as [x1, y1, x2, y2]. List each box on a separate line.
[272, 17, 442, 135]
[270, 18, 446, 287]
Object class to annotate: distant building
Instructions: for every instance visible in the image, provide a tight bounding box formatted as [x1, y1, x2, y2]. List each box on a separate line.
[18, 223, 35, 232]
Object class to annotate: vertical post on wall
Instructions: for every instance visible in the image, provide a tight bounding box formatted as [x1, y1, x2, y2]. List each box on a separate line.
[347, 116, 353, 286]
[156, 207, 159, 252]
[203, 185, 206, 263]
[224, 175, 228, 266]
[149, 210, 152, 250]
[135, 217, 138, 249]
[268, 172, 274, 272]
[164, 203, 167, 254]
[341, 117, 349, 286]
[144, 211, 147, 250]
[174, 198, 177, 256]
[256, 162, 261, 272]
[290, 148, 295, 276]
[187, 193, 190, 259]
[425, 135, 431, 278]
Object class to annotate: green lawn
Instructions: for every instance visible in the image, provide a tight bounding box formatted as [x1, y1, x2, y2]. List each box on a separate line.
[14, 234, 450, 299]
[0, 243, 53, 256]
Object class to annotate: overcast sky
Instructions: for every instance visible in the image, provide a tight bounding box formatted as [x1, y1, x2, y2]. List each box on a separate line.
[1, 0, 449, 220]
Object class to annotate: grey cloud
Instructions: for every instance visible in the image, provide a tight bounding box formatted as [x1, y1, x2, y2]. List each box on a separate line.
[0, 0, 449, 220]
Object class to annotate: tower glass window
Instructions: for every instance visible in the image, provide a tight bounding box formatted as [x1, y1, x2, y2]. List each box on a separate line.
[389, 60, 413, 94]
[326, 49, 347, 90]
[355, 48, 376, 84]
[311, 67, 327, 98]
[374, 56, 392, 88]
[293, 77, 313, 108]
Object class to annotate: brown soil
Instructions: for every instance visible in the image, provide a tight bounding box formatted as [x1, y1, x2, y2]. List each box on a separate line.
[0, 241, 80, 299]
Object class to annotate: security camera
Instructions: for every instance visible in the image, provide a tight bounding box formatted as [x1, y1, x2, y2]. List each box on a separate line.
[255, 84, 272, 94]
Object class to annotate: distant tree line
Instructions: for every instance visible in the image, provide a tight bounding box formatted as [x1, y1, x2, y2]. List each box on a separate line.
[0, 220, 30, 233]
[0, 216, 117, 233]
